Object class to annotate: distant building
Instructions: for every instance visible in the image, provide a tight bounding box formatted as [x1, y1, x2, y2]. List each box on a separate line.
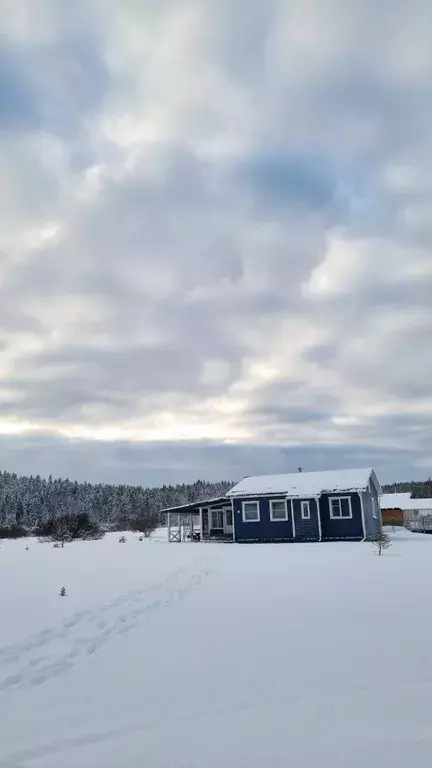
[379, 493, 412, 526]
[162, 467, 382, 543]
[379, 493, 432, 531]
[402, 498, 432, 532]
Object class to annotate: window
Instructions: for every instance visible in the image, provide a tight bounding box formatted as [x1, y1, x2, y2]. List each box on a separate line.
[301, 500, 311, 520]
[371, 498, 378, 520]
[270, 499, 288, 521]
[329, 496, 353, 519]
[225, 508, 233, 527]
[242, 501, 260, 522]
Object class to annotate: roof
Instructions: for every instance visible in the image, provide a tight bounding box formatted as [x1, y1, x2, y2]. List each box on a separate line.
[227, 468, 380, 498]
[379, 492, 412, 510]
[159, 496, 229, 515]
[401, 498, 432, 513]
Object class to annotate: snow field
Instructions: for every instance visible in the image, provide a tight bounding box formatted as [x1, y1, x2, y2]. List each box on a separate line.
[0, 529, 431, 767]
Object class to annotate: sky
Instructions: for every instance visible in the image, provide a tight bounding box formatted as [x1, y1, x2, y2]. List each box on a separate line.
[0, 0, 431, 487]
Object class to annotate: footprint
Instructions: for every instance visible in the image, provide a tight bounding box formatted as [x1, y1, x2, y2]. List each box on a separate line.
[0, 673, 21, 691]
[86, 642, 97, 656]
[26, 656, 47, 668]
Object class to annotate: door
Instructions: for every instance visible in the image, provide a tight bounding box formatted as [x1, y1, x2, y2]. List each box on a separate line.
[210, 509, 224, 531]
[224, 507, 233, 535]
[202, 509, 209, 535]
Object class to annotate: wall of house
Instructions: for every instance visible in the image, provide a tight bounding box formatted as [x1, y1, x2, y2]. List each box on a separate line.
[291, 498, 320, 541]
[232, 490, 372, 542]
[362, 481, 382, 535]
[232, 496, 294, 542]
[319, 492, 364, 540]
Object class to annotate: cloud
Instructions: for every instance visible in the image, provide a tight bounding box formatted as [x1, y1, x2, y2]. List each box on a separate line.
[0, 0, 432, 484]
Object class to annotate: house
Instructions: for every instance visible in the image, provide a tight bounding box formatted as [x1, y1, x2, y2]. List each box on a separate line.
[162, 467, 382, 543]
[379, 492, 412, 526]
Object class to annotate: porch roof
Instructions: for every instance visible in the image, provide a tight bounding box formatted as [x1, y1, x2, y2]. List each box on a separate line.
[159, 496, 229, 515]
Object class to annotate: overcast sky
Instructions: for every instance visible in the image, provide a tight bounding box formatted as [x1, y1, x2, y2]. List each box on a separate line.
[1, 0, 431, 486]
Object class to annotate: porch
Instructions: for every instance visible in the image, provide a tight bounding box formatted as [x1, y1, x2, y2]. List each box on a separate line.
[161, 497, 234, 543]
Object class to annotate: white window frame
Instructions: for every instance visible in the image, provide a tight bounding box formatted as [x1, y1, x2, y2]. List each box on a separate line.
[269, 499, 288, 522]
[371, 497, 378, 520]
[329, 496, 353, 520]
[242, 500, 260, 523]
[301, 500, 311, 520]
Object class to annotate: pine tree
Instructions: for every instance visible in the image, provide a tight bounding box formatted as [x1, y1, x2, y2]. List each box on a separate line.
[0, 468, 233, 532]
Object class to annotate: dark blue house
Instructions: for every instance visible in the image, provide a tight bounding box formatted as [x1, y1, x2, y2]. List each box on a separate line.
[164, 468, 382, 543]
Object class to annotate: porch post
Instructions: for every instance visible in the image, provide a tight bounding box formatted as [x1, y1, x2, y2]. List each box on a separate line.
[290, 499, 296, 538]
[167, 512, 171, 542]
[358, 491, 366, 540]
[199, 508, 203, 541]
[231, 498, 235, 541]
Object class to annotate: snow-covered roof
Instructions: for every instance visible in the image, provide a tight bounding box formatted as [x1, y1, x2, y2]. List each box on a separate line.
[159, 496, 229, 514]
[401, 498, 432, 513]
[227, 468, 380, 498]
[379, 492, 412, 510]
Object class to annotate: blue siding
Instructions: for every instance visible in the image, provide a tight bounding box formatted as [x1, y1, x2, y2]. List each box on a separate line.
[233, 496, 295, 542]
[319, 492, 364, 540]
[232, 489, 375, 543]
[292, 498, 319, 541]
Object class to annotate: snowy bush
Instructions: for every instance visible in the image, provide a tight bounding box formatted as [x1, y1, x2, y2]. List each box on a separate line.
[118, 535, 127, 543]
[36, 512, 104, 544]
[59, 586, 67, 597]
[0, 525, 28, 539]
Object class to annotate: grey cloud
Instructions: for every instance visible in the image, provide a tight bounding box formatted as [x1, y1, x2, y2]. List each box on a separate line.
[1, 0, 432, 483]
[0, 434, 424, 486]
[245, 405, 331, 425]
[235, 153, 337, 210]
[2, 0, 110, 139]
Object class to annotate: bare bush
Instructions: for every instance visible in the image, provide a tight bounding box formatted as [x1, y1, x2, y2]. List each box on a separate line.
[369, 531, 392, 555]
[129, 512, 160, 539]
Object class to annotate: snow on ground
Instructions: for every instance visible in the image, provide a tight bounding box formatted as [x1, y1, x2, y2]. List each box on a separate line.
[0, 529, 432, 767]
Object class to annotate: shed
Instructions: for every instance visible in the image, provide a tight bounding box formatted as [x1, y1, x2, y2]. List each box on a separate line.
[379, 492, 412, 526]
